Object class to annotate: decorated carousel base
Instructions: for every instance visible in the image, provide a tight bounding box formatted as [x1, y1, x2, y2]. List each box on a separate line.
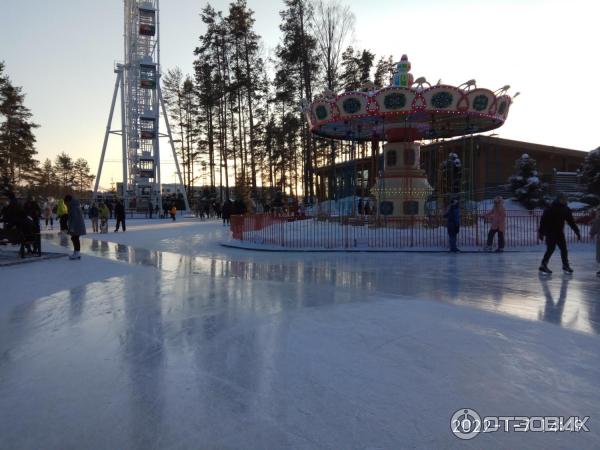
[373, 175, 433, 217]
[371, 142, 433, 217]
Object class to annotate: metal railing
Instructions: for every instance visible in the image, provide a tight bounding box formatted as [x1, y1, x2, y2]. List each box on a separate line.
[230, 211, 593, 250]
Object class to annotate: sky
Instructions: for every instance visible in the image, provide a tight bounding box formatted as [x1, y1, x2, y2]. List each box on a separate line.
[1, 0, 598, 190]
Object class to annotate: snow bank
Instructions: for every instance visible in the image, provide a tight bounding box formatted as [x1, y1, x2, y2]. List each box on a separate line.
[477, 198, 530, 212]
[568, 201, 589, 211]
[307, 196, 370, 216]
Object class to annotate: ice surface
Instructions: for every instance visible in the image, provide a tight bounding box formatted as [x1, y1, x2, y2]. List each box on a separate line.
[0, 220, 599, 449]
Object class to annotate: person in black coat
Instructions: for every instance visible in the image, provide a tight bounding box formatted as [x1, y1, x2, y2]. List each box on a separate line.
[538, 193, 581, 274]
[114, 200, 126, 232]
[2, 193, 24, 229]
[232, 198, 247, 216]
[23, 195, 42, 255]
[444, 198, 461, 253]
[221, 199, 232, 226]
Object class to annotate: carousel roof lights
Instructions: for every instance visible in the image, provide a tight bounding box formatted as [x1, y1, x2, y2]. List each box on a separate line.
[303, 54, 513, 143]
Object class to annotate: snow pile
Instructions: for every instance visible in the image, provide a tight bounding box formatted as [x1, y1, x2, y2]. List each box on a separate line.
[476, 198, 530, 212]
[568, 201, 589, 211]
[307, 196, 371, 217]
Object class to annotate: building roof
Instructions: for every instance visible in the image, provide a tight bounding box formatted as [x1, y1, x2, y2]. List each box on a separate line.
[423, 135, 588, 159]
[315, 136, 588, 173]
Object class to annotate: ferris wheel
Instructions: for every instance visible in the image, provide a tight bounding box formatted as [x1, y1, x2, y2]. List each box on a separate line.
[93, 0, 189, 211]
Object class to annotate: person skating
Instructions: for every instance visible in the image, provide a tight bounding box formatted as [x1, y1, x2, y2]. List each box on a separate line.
[590, 208, 600, 277]
[213, 201, 221, 219]
[89, 202, 99, 233]
[222, 199, 232, 226]
[114, 200, 126, 232]
[56, 198, 69, 234]
[484, 196, 506, 252]
[148, 201, 153, 219]
[170, 204, 177, 221]
[23, 195, 42, 255]
[99, 202, 109, 233]
[64, 195, 86, 260]
[444, 198, 461, 252]
[538, 193, 581, 274]
[43, 202, 54, 230]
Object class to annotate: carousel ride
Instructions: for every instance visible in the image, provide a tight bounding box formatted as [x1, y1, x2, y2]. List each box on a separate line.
[303, 55, 514, 217]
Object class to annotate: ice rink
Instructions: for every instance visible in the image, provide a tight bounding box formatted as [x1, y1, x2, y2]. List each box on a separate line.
[1, 219, 599, 449]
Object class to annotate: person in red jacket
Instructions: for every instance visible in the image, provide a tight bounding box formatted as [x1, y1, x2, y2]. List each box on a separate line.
[484, 196, 507, 252]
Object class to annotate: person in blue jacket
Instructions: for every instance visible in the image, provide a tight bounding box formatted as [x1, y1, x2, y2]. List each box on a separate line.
[444, 197, 461, 253]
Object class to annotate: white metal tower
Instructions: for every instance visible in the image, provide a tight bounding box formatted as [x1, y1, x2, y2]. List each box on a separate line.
[93, 0, 189, 211]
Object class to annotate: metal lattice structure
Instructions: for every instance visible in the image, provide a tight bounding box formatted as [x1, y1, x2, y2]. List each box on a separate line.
[94, 0, 189, 211]
[124, 0, 159, 206]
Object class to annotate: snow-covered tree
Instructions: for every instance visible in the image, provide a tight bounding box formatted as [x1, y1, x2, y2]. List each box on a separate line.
[440, 152, 462, 195]
[509, 153, 545, 210]
[582, 147, 600, 196]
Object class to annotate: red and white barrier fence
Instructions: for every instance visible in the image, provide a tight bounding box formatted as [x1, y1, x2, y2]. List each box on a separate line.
[230, 211, 593, 250]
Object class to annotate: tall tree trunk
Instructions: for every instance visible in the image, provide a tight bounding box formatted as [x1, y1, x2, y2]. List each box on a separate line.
[243, 35, 257, 193]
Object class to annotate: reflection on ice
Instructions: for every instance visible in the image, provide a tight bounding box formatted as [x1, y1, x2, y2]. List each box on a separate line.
[42, 232, 600, 336]
[0, 225, 597, 448]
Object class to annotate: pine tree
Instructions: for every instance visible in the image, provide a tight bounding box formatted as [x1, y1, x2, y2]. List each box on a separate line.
[181, 77, 200, 194]
[73, 158, 95, 195]
[373, 55, 394, 88]
[37, 158, 58, 197]
[227, 0, 263, 193]
[340, 47, 374, 91]
[194, 58, 217, 192]
[277, 0, 318, 199]
[340, 46, 360, 91]
[358, 49, 375, 85]
[195, 4, 229, 198]
[54, 152, 75, 193]
[0, 62, 39, 187]
[509, 153, 545, 210]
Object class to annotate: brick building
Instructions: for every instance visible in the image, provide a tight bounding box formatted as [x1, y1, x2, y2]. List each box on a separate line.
[315, 136, 587, 201]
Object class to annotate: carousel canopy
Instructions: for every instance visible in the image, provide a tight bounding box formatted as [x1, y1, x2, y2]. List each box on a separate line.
[303, 55, 513, 143]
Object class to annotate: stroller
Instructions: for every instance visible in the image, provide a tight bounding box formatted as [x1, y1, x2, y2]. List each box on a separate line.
[0, 216, 41, 257]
